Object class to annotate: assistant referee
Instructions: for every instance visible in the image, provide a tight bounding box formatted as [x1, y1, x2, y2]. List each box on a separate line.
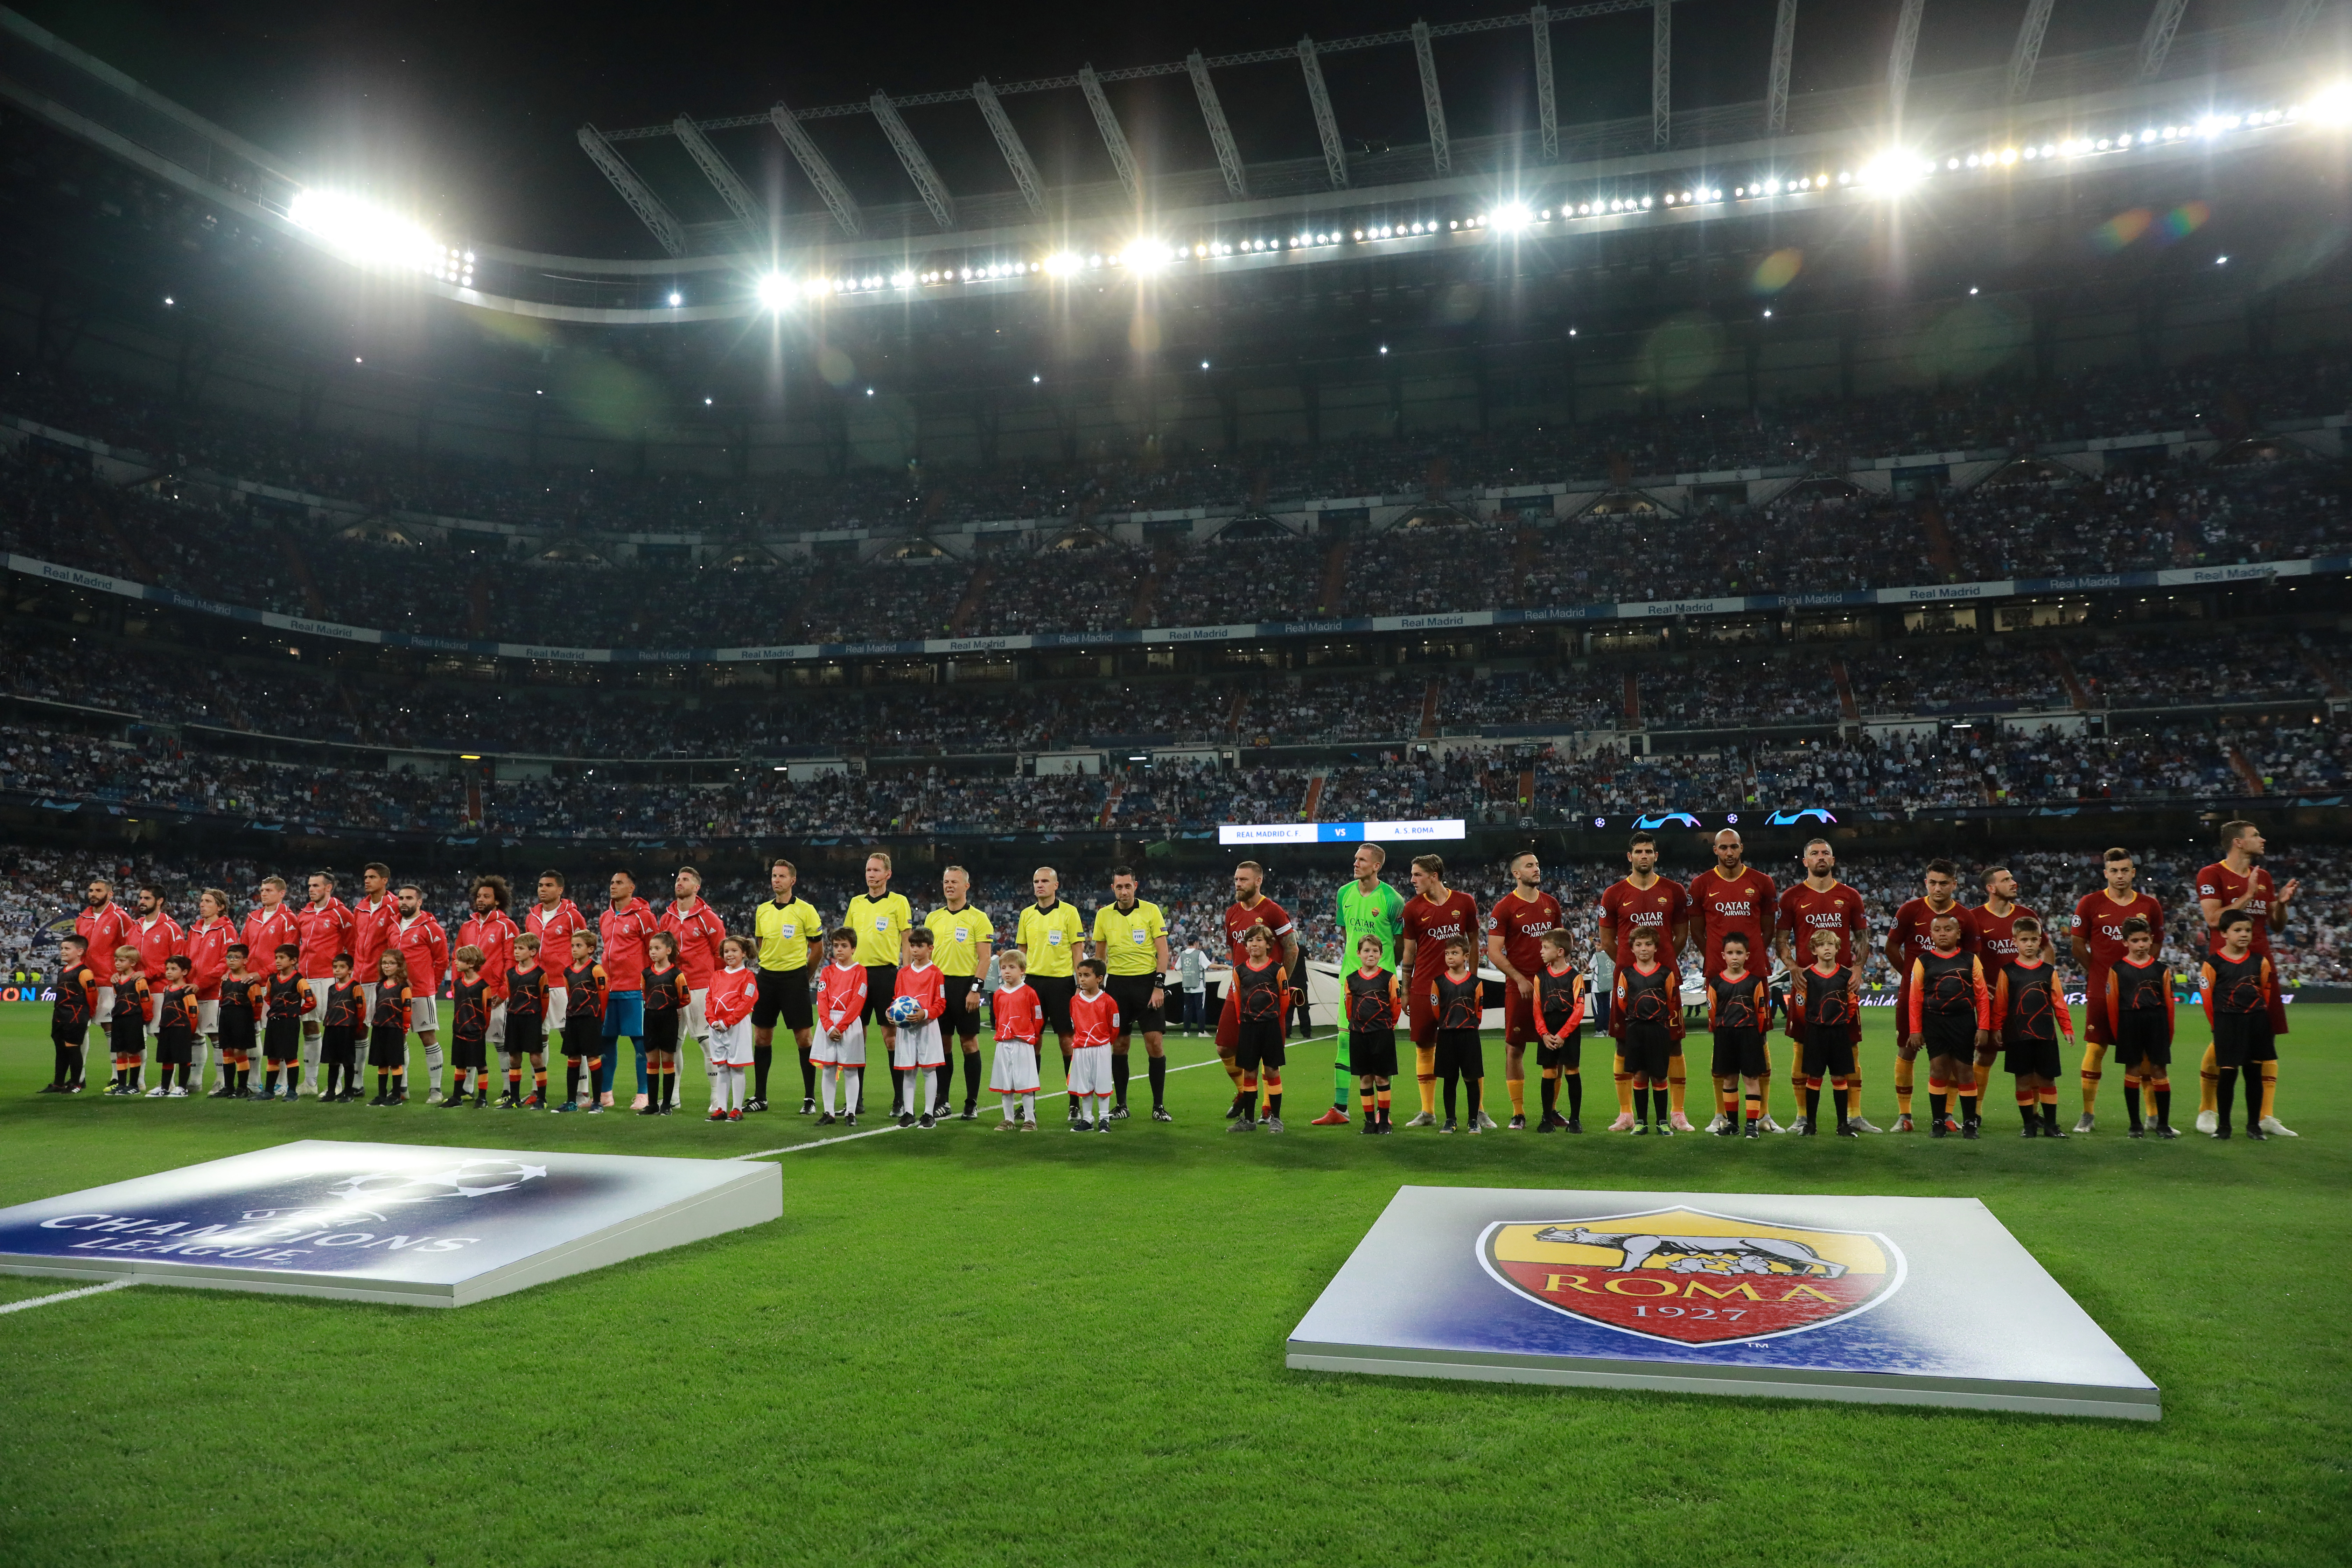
[1090, 866, 1175, 1123]
[923, 864, 994, 1120]
[1015, 866, 1086, 1118]
[751, 859, 824, 1113]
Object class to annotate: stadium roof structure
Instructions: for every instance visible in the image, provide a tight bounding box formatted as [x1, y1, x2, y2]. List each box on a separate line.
[1, 1, 2345, 326]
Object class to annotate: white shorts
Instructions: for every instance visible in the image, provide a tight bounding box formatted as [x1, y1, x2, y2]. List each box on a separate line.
[684, 987, 709, 1042]
[359, 980, 377, 1014]
[1066, 1043, 1114, 1099]
[94, 984, 115, 1026]
[545, 984, 569, 1033]
[990, 1039, 1041, 1095]
[305, 977, 333, 1021]
[892, 1019, 946, 1069]
[487, 1001, 507, 1047]
[408, 995, 440, 1033]
[196, 999, 219, 1035]
[709, 1019, 755, 1068]
[812, 1025, 865, 1069]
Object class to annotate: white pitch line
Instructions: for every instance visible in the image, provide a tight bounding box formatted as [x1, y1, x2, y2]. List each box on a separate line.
[733, 1038, 1337, 1160]
[0, 1278, 140, 1315]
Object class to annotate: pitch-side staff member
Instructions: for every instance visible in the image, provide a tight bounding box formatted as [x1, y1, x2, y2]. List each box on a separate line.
[752, 859, 824, 1114]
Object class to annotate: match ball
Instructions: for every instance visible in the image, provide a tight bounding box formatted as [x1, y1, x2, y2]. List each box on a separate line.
[886, 995, 925, 1027]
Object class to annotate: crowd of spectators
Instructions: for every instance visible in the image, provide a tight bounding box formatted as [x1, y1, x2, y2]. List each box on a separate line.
[1843, 644, 2065, 716]
[7, 345, 2350, 650]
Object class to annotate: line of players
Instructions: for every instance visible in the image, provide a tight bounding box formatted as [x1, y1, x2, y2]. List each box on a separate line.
[1303, 825, 2295, 1141]
[39, 822, 2300, 1141]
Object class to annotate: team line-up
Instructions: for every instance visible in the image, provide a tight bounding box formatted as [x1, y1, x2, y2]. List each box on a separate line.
[37, 824, 2301, 1141]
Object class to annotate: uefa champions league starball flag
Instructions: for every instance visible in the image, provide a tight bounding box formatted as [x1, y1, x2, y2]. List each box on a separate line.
[0, 1141, 781, 1307]
[1289, 1186, 2158, 1419]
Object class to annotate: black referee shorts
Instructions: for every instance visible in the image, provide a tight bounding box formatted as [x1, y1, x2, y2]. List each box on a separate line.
[1105, 973, 1164, 1035]
[943, 975, 982, 1041]
[1029, 974, 1077, 1037]
[754, 966, 812, 1031]
[862, 964, 899, 1026]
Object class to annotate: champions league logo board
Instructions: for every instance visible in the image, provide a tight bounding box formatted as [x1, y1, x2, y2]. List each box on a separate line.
[0, 1141, 782, 1308]
[1288, 1187, 2157, 1420]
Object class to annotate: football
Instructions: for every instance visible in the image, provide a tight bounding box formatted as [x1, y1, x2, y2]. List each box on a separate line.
[886, 995, 926, 1027]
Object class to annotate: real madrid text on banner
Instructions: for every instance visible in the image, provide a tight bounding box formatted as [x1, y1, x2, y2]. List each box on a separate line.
[0, 1141, 782, 1308]
[1288, 1186, 2157, 1420]
[1218, 819, 1467, 846]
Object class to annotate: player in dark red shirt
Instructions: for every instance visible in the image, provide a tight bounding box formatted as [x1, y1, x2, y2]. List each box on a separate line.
[1884, 859, 1968, 1132]
[1687, 830, 1776, 1128]
[1774, 838, 1871, 1133]
[1399, 854, 1480, 1128]
[2194, 820, 2298, 1135]
[1485, 850, 1564, 1130]
[1964, 864, 2038, 1130]
[1216, 862, 1295, 1107]
[2070, 846, 2165, 1133]
[1596, 832, 1690, 1131]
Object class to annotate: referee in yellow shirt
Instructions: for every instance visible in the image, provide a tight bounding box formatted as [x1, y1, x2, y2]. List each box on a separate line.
[752, 858, 825, 1113]
[1015, 866, 1087, 1118]
[1090, 866, 1175, 1122]
[845, 851, 912, 1115]
[923, 864, 995, 1120]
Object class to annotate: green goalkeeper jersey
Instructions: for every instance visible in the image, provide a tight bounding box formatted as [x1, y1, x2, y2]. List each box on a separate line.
[1336, 878, 1408, 970]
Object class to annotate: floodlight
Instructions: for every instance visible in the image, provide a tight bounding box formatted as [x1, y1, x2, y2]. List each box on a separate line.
[1044, 252, 1080, 275]
[287, 189, 448, 276]
[755, 273, 794, 310]
[1858, 152, 1926, 193]
[667, 292, 683, 307]
[2309, 81, 2352, 126]
[1491, 202, 1533, 232]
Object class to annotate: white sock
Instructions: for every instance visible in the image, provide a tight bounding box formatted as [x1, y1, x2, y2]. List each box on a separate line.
[1002, 1094, 1017, 1124]
[842, 1068, 860, 1114]
[723, 1065, 742, 1112]
[899, 1070, 917, 1117]
[302, 1031, 320, 1093]
[820, 1066, 837, 1115]
[424, 1040, 444, 1092]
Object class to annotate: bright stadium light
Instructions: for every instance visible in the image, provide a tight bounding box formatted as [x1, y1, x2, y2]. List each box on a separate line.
[2309, 81, 2352, 126]
[1043, 251, 1080, 276]
[754, 273, 795, 311]
[287, 189, 467, 283]
[1491, 201, 1533, 233]
[1858, 151, 1927, 193]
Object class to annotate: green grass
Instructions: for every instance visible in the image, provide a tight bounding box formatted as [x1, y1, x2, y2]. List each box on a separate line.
[1, 1008, 2346, 1568]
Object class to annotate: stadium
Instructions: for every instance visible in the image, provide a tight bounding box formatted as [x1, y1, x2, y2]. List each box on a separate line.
[0, 0, 2347, 1557]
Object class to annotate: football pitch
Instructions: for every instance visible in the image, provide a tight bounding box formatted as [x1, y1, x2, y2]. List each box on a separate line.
[1, 1007, 2345, 1568]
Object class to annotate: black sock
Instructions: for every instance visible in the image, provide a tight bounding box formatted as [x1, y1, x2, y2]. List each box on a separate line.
[377, 1070, 389, 1098]
[1805, 1086, 1822, 1126]
[1929, 1092, 1948, 1124]
[964, 1050, 983, 1106]
[1540, 1075, 1557, 1115]
[1566, 1073, 1583, 1120]
[2124, 1084, 2143, 1130]
[753, 1045, 772, 1102]
[2154, 1086, 2172, 1127]
[936, 1060, 954, 1113]
[2246, 1067, 2264, 1129]
[2042, 1100, 2059, 1130]
[566, 1062, 581, 1102]
[799, 1043, 816, 1099]
[1112, 1052, 1130, 1109]
[1652, 1087, 1670, 1126]
[66, 1046, 84, 1087]
[2216, 1068, 2237, 1129]
[1233, 1088, 1253, 1119]
[1441, 1068, 1458, 1122]
[2021, 1100, 2037, 1129]
[1266, 1092, 1282, 1119]
[52, 1043, 69, 1086]
[1148, 1054, 1167, 1107]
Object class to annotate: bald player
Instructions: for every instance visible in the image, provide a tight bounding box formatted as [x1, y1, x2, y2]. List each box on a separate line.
[1686, 829, 1777, 1131]
[1597, 832, 1690, 1132]
[2071, 846, 2164, 1134]
[1775, 838, 1870, 1133]
[2194, 820, 2299, 1137]
[1217, 861, 1297, 1113]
